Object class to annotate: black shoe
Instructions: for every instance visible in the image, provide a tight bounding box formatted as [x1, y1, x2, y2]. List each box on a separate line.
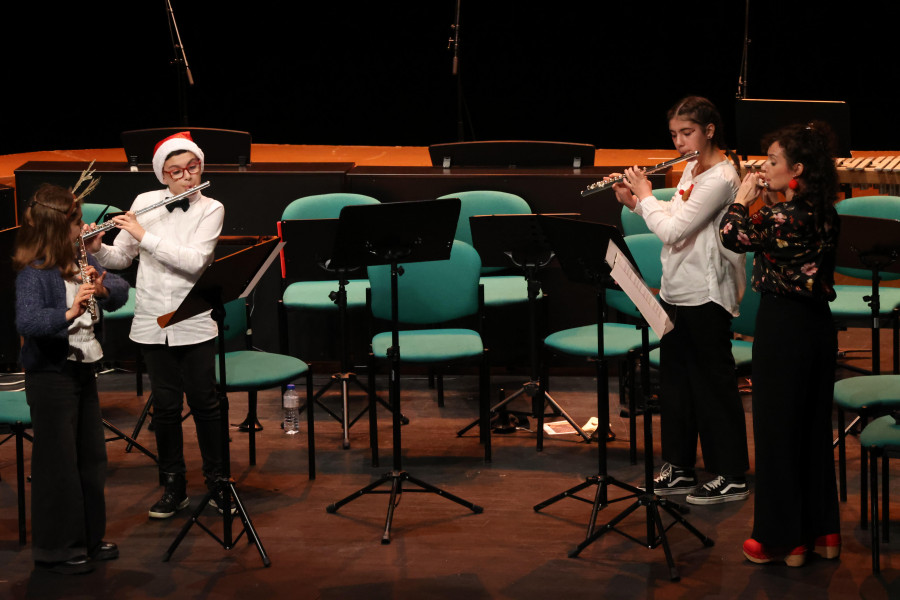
[642, 462, 698, 495]
[35, 555, 94, 575]
[90, 541, 119, 561]
[686, 475, 750, 505]
[149, 472, 189, 519]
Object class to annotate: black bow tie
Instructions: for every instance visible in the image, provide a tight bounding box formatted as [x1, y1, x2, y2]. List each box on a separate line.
[166, 197, 190, 213]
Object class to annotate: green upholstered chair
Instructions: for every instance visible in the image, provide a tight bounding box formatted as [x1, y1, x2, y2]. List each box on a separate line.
[217, 298, 315, 477]
[832, 195, 900, 376]
[277, 193, 381, 448]
[366, 240, 491, 462]
[0, 391, 33, 544]
[619, 187, 676, 236]
[437, 190, 535, 308]
[858, 410, 900, 573]
[834, 374, 900, 527]
[81, 202, 124, 225]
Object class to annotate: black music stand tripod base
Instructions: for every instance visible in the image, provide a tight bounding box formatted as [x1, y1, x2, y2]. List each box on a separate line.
[323, 198, 483, 544]
[326, 469, 483, 545]
[531, 216, 712, 581]
[159, 238, 282, 567]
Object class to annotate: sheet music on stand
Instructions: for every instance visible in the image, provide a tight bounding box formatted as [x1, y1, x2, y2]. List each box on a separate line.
[605, 239, 674, 339]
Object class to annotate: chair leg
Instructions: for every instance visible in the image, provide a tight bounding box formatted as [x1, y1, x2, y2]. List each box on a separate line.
[836, 407, 847, 502]
[883, 452, 890, 544]
[306, 371, 316, 480]
[368, 353, 379, 468]
[248, 391, 258, 466]
[15, 423, 27, 545]
[871, 446, 880, 574]
[481, 352, 491, 463]
[862, 415, 869, 529]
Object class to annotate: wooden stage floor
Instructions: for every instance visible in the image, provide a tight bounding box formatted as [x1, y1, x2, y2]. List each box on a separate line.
[1, 344, 899, 599]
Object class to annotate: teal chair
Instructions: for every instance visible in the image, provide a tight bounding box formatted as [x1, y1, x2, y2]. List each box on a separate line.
[438, 190, 534, 307]
[619, 187, 676, 236]
[0, 391, 33, 544]
[278, 193, 381, 448]
[217, 298, 315, 477]
[366, 240, 491, 462]
[832, 195, 900, 376]
[858, 409, 900, 573]
[832, 196, 900, 513]
[834, 374, 900, 527]
[81, 202, 123, 225]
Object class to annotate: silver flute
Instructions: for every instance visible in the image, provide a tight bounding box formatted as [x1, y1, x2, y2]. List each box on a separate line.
[76, 236, 99, 321]
[81, 181, 211, 241]
[581, 151, 700, 197]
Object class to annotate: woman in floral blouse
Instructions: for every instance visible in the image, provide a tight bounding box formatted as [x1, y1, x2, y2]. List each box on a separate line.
[720, 121, 841, 568]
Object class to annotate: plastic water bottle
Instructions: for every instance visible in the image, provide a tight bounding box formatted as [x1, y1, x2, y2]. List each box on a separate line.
[283, 384, 300, 435]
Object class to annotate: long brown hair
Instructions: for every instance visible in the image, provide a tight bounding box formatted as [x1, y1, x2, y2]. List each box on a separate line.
[13, 183, 81, 278]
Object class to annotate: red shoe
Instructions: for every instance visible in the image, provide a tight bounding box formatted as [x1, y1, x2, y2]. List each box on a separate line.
[813, 533, 841, 559]
[743, 538, 806, 567]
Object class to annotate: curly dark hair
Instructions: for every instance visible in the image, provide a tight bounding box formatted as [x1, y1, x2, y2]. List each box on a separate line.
[762, 121, 839, 222]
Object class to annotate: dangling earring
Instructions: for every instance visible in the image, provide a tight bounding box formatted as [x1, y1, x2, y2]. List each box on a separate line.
[788, 178, 799, 190]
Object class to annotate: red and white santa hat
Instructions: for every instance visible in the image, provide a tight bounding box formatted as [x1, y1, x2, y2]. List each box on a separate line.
[152, 131, 205, 184]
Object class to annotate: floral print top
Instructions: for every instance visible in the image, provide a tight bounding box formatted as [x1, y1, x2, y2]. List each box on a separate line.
[719, 199, 840, 301]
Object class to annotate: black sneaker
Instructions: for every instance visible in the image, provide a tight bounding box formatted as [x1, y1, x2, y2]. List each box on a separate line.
[148, 473, 189, 519]
[686, 475, 749, 505]
[645, 463, 698, 495]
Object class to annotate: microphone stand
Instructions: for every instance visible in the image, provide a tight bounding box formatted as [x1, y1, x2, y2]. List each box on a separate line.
[736, 0, 750, 99]
[164, 0, 194, 125]
[448, 0, 466, 141]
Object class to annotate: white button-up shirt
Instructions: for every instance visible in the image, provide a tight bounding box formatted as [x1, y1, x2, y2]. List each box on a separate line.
[93, 189, 224, 346]
[633, 159, 745, 316]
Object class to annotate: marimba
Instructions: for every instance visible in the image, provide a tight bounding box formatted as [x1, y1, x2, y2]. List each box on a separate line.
[743, 156, 900, 196]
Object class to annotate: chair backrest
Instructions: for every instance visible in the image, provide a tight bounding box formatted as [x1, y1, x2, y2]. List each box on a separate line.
[732, 252, 759, 337]
[835, 195, 900, 281]
[620, 187, 675, 236]
[368, 240, 482, 325]
[606, 233, 664, 319]
[81, 202, 124, 225]
[438, 190, 531, 274]
[222, 298, 250, 347]
[281, 193, 380, 220]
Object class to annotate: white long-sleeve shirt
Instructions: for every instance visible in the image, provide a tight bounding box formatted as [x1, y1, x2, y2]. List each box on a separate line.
[633, 158, 745, 316]
[93, 189, 224, 346]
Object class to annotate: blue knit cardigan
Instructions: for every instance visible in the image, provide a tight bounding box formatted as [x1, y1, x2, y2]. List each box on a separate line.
[15, 254, 129, 372]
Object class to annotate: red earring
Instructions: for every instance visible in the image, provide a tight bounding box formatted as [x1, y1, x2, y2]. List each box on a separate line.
[788, 178, 799, 190]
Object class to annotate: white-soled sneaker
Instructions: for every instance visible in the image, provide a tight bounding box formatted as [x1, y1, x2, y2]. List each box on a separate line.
[643, 462, 698, 495]
[686, 475, 749, 505]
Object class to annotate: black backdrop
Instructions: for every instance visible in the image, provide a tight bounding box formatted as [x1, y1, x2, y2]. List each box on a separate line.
[4, 2, 898, 156]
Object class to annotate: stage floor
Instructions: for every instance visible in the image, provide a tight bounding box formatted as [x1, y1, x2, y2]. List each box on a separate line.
[1, 332, 899, 599]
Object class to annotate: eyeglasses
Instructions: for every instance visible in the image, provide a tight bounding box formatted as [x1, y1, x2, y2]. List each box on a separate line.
[163, 160, 201, 180]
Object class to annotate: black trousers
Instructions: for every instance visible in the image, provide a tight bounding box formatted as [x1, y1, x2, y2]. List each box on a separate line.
[25, 362, 107, 563]
[142, 339, 223, 480]
[750, 293, 840, 548]
[659, 301, 750, 477]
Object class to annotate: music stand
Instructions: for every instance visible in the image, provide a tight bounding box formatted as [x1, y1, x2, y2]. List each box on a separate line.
[532, 216, 710, 581]
[458, 213, 591, 448]
[160, 236, 283, 567]
[324, 198, 484, 544]
[278, 218, 397, 452]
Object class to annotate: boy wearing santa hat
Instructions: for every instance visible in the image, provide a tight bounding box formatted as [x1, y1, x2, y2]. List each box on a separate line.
[87, 131, 225, 519]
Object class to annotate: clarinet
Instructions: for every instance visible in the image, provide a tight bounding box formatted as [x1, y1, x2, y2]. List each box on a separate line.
[76, 236, 99, 321]
[580, 151, 700, 197]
